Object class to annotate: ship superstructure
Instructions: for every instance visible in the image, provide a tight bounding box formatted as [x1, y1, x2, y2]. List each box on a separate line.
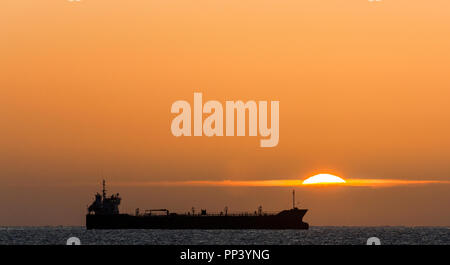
[88, 180, 121, 215]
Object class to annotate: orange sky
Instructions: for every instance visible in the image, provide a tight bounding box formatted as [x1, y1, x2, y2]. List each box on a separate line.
[1, 0, 450, 226]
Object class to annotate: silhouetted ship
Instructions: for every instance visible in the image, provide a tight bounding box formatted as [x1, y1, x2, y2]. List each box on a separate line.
[86, 181, 309, 230]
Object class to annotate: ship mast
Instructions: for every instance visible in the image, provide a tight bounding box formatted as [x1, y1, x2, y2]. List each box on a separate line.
[102, 179, 106, 200]
[292, 189, 295, 209]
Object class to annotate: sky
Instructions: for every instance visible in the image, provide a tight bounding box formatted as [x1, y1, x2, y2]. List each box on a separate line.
[1, 0, 450, 226]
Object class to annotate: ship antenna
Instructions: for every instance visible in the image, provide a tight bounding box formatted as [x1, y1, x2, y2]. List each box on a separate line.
[292, 189, 295, 209]
[102, 179, 106, 200]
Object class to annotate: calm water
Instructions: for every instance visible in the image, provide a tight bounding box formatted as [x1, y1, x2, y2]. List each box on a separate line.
[0, 227, 448, 245]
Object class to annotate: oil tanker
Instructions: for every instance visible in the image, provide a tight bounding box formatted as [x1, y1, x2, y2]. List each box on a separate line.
[86, 181, 309, 230]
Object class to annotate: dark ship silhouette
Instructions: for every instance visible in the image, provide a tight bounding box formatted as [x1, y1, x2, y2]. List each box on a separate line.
[86, 180, 309, 229]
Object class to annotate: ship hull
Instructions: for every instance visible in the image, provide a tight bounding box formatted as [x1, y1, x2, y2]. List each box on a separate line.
[86, 210, 309, 230]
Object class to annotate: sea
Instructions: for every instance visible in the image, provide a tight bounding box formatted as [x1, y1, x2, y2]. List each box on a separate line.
[0, 227, 449, 245]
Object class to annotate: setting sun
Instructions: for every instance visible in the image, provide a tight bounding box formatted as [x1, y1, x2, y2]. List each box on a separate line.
[303, 174, 346, 185]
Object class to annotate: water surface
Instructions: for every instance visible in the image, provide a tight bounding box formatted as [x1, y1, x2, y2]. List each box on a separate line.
[1, 226, 449, 245]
